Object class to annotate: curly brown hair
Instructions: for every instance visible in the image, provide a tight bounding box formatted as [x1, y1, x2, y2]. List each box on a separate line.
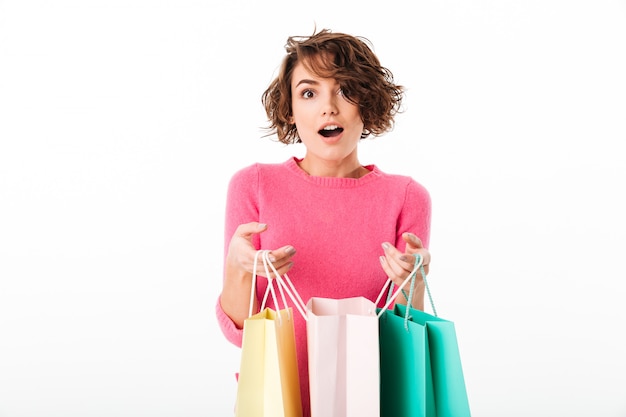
[261, 28, 405, 144]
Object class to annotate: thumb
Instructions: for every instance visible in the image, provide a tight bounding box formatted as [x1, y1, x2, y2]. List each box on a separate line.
[236, 222, 268, 238]
[403, 232, 423, 250]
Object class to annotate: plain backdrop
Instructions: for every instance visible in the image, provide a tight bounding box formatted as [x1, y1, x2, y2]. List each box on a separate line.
[1, 0, 625, 416]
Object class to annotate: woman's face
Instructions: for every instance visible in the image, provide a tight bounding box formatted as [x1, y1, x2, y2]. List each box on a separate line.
[290, 59, 364, 173]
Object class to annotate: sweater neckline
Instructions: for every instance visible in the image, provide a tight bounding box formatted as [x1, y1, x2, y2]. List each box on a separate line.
[284, 157, 382, 188]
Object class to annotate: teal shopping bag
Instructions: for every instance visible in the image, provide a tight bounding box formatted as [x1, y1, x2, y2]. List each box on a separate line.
[394, 304, 471, 417]
[378, 304, 436, 417]
[376, 255, 471, 417]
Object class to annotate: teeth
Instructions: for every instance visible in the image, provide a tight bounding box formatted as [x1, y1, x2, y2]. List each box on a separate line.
[323, 125, 339, 130]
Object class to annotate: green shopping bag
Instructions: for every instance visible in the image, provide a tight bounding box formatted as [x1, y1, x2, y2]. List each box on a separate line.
[376, 255, 471, 417]
[378, 304, 436, 417]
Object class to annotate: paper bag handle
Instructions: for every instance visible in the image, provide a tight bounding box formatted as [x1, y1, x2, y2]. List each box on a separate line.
[249, 250, 308, 322]
[375, 254, 437, 319]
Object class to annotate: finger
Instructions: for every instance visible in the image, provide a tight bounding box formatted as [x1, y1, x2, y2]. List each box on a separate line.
[401, 233, 431, 269]
[266, 245, 296, 263]
[257, 260, 295, 279]
[379, 254, 413, 289]
[404, 249, 431, 275]
[235, 222, 268, 238]
[403, 232, 423, 250]
[382, 243, 413, 275]
[402, 250, 430, 266]
[257, 246, 296, 278]
[383, 242, 431, 279]
[399, 253, 418, 268]
[271, 261, 295, 277]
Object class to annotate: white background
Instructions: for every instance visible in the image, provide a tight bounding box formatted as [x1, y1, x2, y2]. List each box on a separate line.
[1, 1, 625, 416]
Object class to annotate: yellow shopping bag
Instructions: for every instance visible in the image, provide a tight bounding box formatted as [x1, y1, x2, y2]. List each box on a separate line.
[235, 250, 307, 417]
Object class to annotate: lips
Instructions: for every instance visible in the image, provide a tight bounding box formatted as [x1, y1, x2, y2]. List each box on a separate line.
[318, 125, 344, 138]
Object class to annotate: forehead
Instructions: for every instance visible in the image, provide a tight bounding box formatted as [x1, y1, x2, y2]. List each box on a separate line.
[291, 58, 338, 88]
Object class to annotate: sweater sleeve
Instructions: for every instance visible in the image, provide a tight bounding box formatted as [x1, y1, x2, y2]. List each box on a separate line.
[396, 178, 432, 250]
[215, 296, 243, 346]
[215, 164, 261, 347]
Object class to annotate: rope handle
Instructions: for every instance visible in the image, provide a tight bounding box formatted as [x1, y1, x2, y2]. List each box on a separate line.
[375, 254, 437, 321]
[248, 250, 308, 322]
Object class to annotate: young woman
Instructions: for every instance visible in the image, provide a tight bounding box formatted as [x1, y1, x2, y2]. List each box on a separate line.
[216, 28, 432, 416]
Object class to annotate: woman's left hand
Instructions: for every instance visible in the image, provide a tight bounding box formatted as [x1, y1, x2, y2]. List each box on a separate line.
[379, 232, 430, 288]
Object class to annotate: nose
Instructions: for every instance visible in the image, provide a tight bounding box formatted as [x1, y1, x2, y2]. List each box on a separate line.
[321, 94, 339, 116]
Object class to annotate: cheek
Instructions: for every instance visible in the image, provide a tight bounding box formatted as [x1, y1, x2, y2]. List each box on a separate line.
[341, 103, 362, 122]
[290, 103, 307, 125]
[291, 110, 313, 129]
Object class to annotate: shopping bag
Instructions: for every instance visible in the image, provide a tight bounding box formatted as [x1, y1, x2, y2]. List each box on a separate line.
[394, 304, 471, 417]
[376, 255, 471, 417]
[306, 295, 379, 417]
[235, 250, 307, 417]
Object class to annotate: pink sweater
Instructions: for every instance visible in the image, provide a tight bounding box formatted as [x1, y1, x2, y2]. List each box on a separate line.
[216, 157, 431, 416]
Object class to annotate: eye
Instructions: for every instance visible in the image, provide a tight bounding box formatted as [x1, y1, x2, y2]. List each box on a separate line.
[338, 87, 349, 98]
[301, 89, 315, 99]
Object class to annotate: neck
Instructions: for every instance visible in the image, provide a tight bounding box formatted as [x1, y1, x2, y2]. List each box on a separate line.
[297, 158, 368, 178]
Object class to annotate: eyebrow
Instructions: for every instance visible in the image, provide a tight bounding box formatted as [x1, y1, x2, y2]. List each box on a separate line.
[295, 79, 319, 88]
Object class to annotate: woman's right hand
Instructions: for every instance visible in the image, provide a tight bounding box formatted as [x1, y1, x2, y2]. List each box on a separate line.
[220, 222, 296, 328]
[226, 222, 296, 279]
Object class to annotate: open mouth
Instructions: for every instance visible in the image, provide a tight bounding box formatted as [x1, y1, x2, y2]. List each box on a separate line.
[318, 125, 344, 138]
